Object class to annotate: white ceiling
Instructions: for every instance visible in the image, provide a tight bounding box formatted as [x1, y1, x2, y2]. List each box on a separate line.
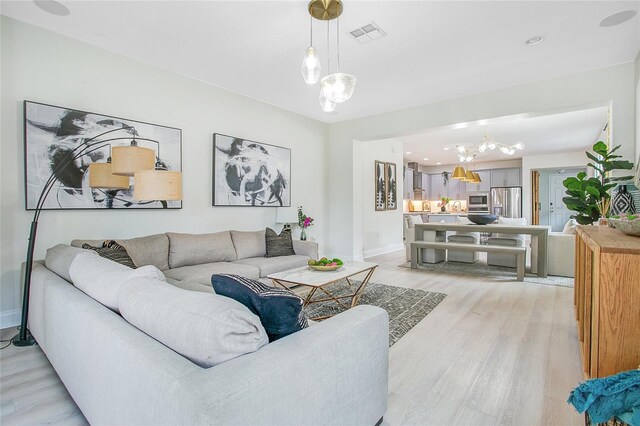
[400, 106, 609, 166]
[1, 1, 639, 124]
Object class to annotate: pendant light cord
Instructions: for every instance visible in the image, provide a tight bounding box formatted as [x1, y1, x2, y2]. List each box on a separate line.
[310, 15, 313, 46]
[327, 20, 331, 73]
[336, 17, 340, 72]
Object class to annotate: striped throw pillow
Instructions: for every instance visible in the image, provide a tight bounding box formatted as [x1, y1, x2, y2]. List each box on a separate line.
[211, 274, 308, 341]
[82, 240, 137, 269]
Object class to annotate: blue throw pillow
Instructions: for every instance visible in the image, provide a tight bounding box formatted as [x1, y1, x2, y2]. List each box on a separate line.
[211, 274, 308, 342]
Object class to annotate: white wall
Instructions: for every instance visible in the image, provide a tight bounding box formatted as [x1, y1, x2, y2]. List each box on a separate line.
[634, 52, 640, 162]
[353, 139, 404, 259]
[521, 151, 588, 224]
[327, 62, 636, 259]
[0, 17, 328, 325]
[419, 159, 522, 174]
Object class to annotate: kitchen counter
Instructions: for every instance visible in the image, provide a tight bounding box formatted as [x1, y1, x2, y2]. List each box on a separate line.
[404, 212, 468, 215]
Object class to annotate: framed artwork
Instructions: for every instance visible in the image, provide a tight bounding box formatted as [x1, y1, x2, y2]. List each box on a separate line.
[385, 162, 397, 210]
[24, 101, 182, 210]
[375, 160, 386, 211]
[213, 133, 291, 207]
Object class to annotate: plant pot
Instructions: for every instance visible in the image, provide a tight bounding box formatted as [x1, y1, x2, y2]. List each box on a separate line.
[440, 206, 446, 212]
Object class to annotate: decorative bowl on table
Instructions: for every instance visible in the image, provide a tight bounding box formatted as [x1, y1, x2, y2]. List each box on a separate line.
[609, 216, 640, 237]
[467, 214, 498, 225]
[308, 258, 343, 271]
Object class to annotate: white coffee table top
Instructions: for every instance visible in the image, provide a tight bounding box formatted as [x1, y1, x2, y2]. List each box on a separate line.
[267, 261, 378, 287]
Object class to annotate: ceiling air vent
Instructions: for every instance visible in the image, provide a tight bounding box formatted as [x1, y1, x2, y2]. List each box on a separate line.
[349, 21, 386, 44]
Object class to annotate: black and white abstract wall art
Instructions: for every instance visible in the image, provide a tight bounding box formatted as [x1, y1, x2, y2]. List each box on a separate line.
[24, 101, 182, 210]
[385, 162, 397, 210]
[375, 160, 386, 211]
[213, 134, 291, 207]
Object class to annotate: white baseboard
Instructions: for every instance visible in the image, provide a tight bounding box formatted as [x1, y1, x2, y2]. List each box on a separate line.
[0, 309, 20, 330]
[363, 243, 405, 259]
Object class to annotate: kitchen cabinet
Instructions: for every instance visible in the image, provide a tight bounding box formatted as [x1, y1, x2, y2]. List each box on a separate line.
[574, 225, 640, 378]
[426, 214, 459, 223]
[404, 168, 413, 199]
[466, 170, 491, 193]
[428, 174, 446, 199]
[448, 179, 466, 200]
[491, 168, 521, 187]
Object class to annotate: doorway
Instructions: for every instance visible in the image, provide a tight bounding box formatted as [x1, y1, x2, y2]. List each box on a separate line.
[532, 168, 585, 231]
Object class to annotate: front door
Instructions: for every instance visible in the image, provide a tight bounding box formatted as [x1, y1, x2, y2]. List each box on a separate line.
[549, 173, 575, 231]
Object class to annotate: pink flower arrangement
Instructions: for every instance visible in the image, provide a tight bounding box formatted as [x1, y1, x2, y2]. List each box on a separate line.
[298, 206, 314, 229]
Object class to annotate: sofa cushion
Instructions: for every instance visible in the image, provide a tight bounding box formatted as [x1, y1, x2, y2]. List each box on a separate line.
[211, 274, 308, 342]
[230, 230, 266, 260]
[495, 216, 527, 242]
[118, 277, 268, 367]
[81, 240, 137, 269]
[167, 231, 237, 268]
[265, 227, 295, 257]
[163, 262, 260, 285]
[71, 234, 170, 271]
[563, 219, 578, 234]
[166, 277, 215, 294]
[69, 252, 166, 312]
[233, 255, 310, 278]
[45, 244, 98, 282]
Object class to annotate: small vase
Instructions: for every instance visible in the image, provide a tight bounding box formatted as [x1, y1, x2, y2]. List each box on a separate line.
[440, 206, 446, 212]
[599, 218, 609, 226]
[300, 228, 307, 241]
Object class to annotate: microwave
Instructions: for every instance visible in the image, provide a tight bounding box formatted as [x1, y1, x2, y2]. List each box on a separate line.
[467, 193, 489, 214]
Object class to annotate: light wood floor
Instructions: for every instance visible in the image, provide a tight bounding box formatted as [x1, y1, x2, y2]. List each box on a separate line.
[0, 250, 584, 425]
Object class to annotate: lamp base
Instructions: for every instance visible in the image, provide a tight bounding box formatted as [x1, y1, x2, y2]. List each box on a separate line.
[12, 329, 37, 347]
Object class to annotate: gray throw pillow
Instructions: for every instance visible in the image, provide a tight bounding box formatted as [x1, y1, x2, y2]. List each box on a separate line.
[265, 227, 295, 258]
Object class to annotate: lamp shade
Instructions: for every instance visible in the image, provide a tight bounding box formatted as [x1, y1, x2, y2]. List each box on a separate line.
[111, 146, 155, 176]
[88, 163, 130, 189]
[465, 169, 475, 182]
[473, 172, 482, 183]
[133, 170, 182, 201]
[320, 72, 356, 103]
[452, 165, 466, 180]
[276, 207, 298, 224]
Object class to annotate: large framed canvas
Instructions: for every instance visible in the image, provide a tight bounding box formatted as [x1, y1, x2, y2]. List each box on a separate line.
[24, 101, 182, 210]
[375, 160, 386, 211]
[385, 162, 397, 210]
[213, 133, 291, 207]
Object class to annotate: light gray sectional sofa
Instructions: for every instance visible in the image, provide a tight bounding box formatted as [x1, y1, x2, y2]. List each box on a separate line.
[70, 229, 318, 290]
[28, 229, 390, 425]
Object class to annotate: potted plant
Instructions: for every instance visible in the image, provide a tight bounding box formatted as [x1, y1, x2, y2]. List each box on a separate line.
[438, 197, 452, 213]
[562, 141, 634, 225]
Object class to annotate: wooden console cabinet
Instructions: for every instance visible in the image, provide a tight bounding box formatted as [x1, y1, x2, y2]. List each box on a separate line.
[574, 225, 640, 378]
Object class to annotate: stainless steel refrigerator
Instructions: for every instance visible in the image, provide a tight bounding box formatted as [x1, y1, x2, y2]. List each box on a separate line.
[491, 187, 522, 218]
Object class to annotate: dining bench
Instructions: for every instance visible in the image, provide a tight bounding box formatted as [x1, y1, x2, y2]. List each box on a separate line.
[410, 241, 526, 281]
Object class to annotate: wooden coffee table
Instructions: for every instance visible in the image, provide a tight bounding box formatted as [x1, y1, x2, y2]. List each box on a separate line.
[268, 261, 378, 320]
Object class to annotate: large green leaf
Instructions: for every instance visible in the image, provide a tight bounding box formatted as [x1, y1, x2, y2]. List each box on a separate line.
[592, 141, 608, 156]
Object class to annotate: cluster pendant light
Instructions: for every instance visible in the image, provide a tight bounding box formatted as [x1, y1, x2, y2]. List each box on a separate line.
[301, 0, 356, 113]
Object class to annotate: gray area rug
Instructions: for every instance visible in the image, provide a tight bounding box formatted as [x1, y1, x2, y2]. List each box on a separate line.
[304, 280, 446, 346]
[399, 259, 574, 287]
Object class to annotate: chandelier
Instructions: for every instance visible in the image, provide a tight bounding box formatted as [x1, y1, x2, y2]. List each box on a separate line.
[456, 128, 525, 163]
[301, 0, 356, 113]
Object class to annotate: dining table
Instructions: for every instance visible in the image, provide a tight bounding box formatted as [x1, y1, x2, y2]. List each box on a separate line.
[413, 222, 550, 277]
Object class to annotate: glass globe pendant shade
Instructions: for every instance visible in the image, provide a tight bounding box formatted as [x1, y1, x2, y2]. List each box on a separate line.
[320, 72, 356, 103]
[301, 46, 321, 85]
[319, 87, 336, 113]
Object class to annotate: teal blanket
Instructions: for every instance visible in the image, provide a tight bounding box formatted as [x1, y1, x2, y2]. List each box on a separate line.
[568, 370, 640, 425]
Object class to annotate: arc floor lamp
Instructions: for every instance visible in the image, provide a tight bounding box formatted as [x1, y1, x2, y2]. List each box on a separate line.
[13, 124, 182, 346]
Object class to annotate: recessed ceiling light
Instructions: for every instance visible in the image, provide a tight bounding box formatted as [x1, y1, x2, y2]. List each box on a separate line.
[600, 10, 637, 27]
[525, 36, 544, 46]
[405, 151, 412, 155]
[423, 158, 429, 161]
[436, 162, 442, 165]
[443, 147, 450, 151]
[34, 0, 70, 16]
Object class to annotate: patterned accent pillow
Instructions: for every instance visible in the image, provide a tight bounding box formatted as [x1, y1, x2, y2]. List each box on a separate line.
[82, 240, 137, 269]
[264, 227, 295, 258]
[211, 274, 308, 342]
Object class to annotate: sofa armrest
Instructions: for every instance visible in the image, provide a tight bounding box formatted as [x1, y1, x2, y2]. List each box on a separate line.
[292, 239, 318, 259]
[178, 305, 389, 425]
